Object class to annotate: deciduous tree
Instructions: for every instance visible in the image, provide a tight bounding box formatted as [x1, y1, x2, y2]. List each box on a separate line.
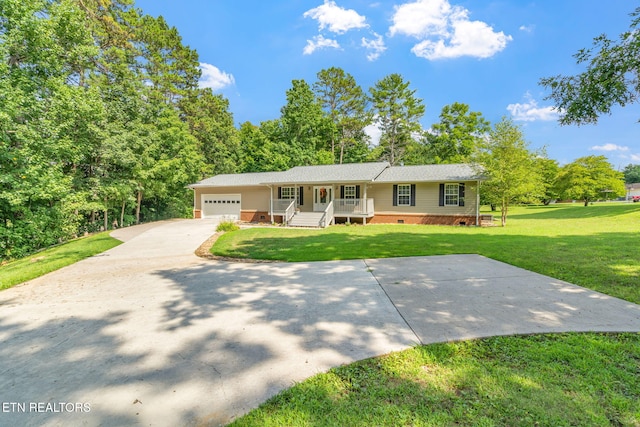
[556, 155, 626, 206]
[473, 118, 541, 226]
[540, 7, 640, 125]
[426, 102, 490, 164]
[623, 163, 640, 183]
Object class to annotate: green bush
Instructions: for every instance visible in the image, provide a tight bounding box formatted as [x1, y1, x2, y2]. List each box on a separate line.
[216, 220, 240, 233]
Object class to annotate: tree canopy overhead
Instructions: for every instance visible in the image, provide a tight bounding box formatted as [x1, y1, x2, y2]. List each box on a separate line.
[540, 7, 640, 125]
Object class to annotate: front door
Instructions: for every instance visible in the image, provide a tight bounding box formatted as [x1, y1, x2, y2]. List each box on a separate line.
[313, 186, 332, 211]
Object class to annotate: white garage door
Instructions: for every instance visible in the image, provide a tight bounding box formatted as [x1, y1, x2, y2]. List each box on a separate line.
[201, 194, 241, 219]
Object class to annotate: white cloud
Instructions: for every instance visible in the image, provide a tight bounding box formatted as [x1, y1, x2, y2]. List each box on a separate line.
[303, 35, 340, 55]
[199, 63, 235, 91]
[519, 24, 535, 33]
[303, 0, 367, 34]
[507, 93, 559, 121]
[362, 32, 386, 61]
[590, 143, 630, 152]
[364, 123, 382, 146]
[631, 153, 640, 162]
[390, 0, 511, 60]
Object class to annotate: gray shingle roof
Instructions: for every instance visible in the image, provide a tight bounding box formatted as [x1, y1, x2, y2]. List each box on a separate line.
[189, 162, 482, 188]
[268, 162, 390, 184]
[374, 164, 482, 182]
[188, 171, 288, 188]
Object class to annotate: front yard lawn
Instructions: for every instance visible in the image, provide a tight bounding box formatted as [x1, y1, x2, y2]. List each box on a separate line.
[0, 232, 121, 290]
[213, 203, 640, 304]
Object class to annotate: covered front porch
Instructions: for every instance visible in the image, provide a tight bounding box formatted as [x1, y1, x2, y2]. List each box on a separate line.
[269, 183, 374, 227]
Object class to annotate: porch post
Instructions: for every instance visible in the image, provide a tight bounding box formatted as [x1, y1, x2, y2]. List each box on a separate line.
[363, 183, 368, 225]
[476, 180, 480, 226]
[192, 188, 196, 219]
[269, 185, 273, 224]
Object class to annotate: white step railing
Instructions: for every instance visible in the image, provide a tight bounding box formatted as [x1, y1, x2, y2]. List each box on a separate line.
[283, 200, 296, 226]
[319, 201, 334, 228]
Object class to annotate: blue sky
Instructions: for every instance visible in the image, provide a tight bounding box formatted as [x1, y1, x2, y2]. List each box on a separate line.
[134, 0, 639, 168]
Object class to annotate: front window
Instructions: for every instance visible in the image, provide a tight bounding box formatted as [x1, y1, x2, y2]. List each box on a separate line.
[344, 185, 356, 204]
[397, 184, 411, 206]
[281, 186, 296, 200]
[281, 186, 301, 205]
[445, 183, 459, 206]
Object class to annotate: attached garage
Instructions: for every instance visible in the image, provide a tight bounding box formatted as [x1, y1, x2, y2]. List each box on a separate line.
[201, 194, 241, 219]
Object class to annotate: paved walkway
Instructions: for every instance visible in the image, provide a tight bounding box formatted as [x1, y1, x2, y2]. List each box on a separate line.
[1, 219, 639, 426]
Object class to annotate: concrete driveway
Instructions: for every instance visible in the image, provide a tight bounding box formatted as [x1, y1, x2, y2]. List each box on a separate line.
[1, 219, 639, 426]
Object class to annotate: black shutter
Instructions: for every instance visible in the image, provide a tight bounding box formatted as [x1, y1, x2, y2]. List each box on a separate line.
[278, 187, 282, 199]
[459, 183, 465, 207]
[299, 186, 304, 205]
[340, 185, 345, 198]
[439, 184, 445, 206]
[355, 185, 360, 199]
[410, 184, 416, 206]
[393, 185, 398, 206]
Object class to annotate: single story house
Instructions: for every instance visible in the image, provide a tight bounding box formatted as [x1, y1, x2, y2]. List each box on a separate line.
[188, 162, 484, 227]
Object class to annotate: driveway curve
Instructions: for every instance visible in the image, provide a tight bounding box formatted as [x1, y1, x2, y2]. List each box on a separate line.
[1, 219, 639, 426]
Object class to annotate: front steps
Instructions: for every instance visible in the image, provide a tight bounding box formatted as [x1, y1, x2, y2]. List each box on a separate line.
[287, 212, 326, 228]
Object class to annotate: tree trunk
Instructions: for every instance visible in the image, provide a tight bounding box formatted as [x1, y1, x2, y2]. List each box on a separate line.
[136, 190, 143, 224]
[501, 199, 508, 227]
[103, 197, 108, 231]
[120, 200, 125, 228]
[584, 199, 589, 206]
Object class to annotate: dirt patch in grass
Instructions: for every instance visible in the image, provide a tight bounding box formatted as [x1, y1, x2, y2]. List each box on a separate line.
[194, 232, 276, 263]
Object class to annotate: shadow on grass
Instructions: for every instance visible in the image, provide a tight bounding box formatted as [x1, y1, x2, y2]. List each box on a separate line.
[507, 203, 640, 220]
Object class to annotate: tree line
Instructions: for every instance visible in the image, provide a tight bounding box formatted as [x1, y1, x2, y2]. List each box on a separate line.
[1, 0, 634, 260]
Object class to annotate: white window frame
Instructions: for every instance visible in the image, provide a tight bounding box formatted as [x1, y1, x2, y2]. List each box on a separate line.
[397, 184, 411, 206]
[445, 183, 459, 206]
[280, 186, 301, 205]
[344, 185, 356, 205]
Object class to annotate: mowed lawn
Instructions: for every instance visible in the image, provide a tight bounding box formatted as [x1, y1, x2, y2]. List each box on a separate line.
[0, 232, 121, 290]
[213, 203, 640, 304]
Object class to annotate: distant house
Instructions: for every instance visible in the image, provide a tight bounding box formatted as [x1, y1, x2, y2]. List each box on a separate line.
[626, 183, 640, 200]
[188, 162, 484, 227]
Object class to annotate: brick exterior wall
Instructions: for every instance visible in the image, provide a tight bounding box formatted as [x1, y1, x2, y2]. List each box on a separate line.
[369, 213, 477, 226]
[193, 209, 202, 219]
[240, 210, 270, 222]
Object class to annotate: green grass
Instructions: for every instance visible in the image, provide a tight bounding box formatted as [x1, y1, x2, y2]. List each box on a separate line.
[230, 333, 640, 426]
[0, 232, 121, 290]
[213, 203, 640, 304]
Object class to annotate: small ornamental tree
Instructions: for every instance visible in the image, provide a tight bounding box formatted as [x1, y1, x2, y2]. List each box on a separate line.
[473, 118, 541, 226]
[556, 155, 626, 206]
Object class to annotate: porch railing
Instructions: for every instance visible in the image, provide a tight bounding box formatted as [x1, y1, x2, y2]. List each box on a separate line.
[283, 200, 296, 226]
[272, 198, 295, 213]
[333, 198, 374, 216]
[319, 201, 334, 228]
